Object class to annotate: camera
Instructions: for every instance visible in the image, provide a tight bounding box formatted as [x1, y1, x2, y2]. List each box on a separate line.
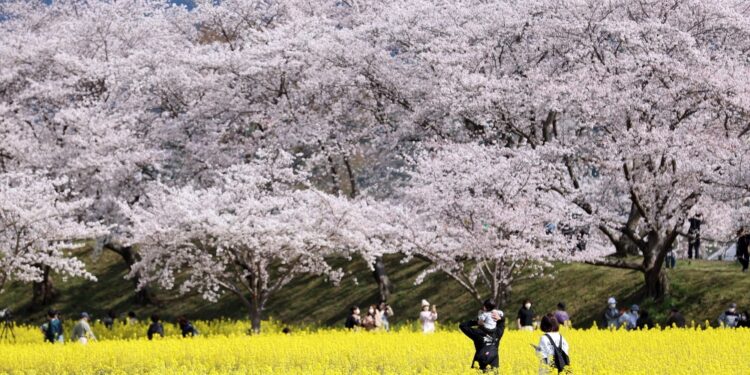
[0, 309, 12, 321]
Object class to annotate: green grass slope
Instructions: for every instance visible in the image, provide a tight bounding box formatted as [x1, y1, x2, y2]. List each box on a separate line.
[1, 248, 747, 329]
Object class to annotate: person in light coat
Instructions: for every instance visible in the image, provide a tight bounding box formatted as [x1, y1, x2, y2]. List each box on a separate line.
[535, 314, 569, 374]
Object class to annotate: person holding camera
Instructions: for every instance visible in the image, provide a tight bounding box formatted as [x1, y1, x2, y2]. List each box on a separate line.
[376, 302, 394, 332]
[419, 300, 438, 333]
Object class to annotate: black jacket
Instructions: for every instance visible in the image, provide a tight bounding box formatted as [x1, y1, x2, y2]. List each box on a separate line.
[147, 322, 164, 340]
[459, 318, 505, 371]
[344, 314, 361, 329]
[738, 235, 750, 259]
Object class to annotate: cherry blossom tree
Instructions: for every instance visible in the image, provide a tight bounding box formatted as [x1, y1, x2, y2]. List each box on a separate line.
[375, 0, 750, 299]
[0, 173, 99, 294]
[0, 0, 199, 303]
[393, 143, 578, 307]
[539, 0, 750, 298]
[126, 151, 354, 332]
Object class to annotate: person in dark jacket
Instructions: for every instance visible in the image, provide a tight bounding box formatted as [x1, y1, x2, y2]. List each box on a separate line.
[43, 310, 63, 343]
[147, 314, 164, 340]
[687, 213, 702, 259]
[636, 310, 654, 330]
[665, 308, 686, 328]
[178, 317, 198, 337]
[737, 229, 750, 273]
[344, 306, 361, 330]
[102, 309, 116, 330]
[459, 307, 505, 372]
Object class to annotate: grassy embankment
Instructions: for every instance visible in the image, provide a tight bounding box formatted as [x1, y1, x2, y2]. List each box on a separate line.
[1, 248, 745, 329]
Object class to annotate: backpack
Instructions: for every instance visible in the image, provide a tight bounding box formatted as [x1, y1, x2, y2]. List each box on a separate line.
[545, 333, 570, 373]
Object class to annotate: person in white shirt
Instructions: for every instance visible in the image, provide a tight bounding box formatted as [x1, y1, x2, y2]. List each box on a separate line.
[419, 299, 438, 333]
[535, 314, 569, 374]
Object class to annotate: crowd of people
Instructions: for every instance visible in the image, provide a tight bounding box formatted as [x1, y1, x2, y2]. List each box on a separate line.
[344, 302, 395, 331]
[40, 309, 199, 344]
[602, 297, 750, 330]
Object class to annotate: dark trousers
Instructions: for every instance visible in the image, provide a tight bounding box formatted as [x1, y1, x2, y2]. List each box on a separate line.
[666, 254, 676, 269]
[740, 256, 749, 272]
[688, 240, 700, 259]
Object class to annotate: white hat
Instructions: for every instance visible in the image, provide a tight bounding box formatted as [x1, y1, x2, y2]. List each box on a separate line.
[421, 299, 430, 307]
[607, 297, 616, 305]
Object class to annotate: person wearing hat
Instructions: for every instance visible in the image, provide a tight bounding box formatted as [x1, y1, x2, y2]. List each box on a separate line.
[71, 312, 97, 344]
[419, 299, 438, 333]
[618, 305, 639, 330]
[603, 297, 619, 328]
[718, 303, 740, 328]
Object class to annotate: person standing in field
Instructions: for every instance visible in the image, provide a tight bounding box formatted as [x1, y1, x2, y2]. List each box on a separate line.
[344, 306, 362, 330]
[361, 305, 378, 331]
[459, 305, 504, 372]
[72, 312, 96, 344]
[718, 303, 740, 328]
[376, 302, 394, 332]
[102, 309, 116, 330]
[737, 228, 750, 273]
[178, 317, 199, 337]
[603, 297, 619, 328]
[636, 310, 655, 330]
[687, 213, 703, 259]
[618, 305, 639, 330]
[553, 302, 571, 328]
[42, 310, 63, 344]
[517, 299, 535, 331]
[126, 311, 138, 325]
[665, 308, 686, 328]
[147, 314, 164, 340]
[534, 314, 570, 374]
[419, 300, 438, 333]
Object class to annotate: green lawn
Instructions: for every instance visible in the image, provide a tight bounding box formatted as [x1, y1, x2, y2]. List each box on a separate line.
[1, 249, 747, 329]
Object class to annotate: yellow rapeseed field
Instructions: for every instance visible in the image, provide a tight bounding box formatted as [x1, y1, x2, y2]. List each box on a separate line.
[0, 320, 747, 374]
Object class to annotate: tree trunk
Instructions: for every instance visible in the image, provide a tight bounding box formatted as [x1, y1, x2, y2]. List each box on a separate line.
[641, 231, 673, 300]
[372, 256, 392, 302]
[249, 297, 263, 334]
[643, 265, 669, 299]
[105, 244, 156, 305]
[494, 283, 511, 309]
[31, 265, 58, 307]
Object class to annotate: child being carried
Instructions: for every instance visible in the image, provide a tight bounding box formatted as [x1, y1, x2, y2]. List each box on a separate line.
[478, 299, 503, 333]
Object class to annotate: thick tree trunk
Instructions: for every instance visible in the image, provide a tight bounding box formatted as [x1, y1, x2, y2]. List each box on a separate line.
[31, 266, 58, 307]
[248, 297, 263, 334]
[641, 230, 674, 300]
[105, 244, 156, 305]
[643, 265, 669, 299]
[372, 256, 392, 302]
